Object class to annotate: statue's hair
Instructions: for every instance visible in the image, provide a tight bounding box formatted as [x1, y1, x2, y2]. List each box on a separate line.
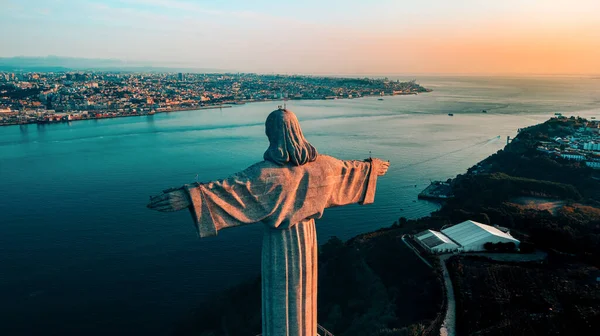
[263, 109, 318, 166]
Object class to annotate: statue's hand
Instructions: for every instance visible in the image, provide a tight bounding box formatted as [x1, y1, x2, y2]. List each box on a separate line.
[372, 158, 390, 176]
[147, 188, 191, 212]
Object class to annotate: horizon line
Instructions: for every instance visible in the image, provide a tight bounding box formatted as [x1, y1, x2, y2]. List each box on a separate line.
[1, 55, 599, 78]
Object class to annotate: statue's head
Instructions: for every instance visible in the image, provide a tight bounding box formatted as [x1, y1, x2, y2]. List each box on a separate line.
[264, 108, 318, 166]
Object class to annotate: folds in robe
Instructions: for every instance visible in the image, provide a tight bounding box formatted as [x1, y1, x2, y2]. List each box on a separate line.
[185, 155, 381, 237]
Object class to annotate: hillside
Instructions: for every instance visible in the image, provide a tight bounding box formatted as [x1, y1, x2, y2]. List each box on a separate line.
[437, 117, 600, 266]
[447, 255, 599, 335]
[174, 231, 444, 336]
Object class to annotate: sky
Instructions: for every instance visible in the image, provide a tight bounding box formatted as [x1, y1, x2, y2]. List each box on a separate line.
[2, 0, 600, 75]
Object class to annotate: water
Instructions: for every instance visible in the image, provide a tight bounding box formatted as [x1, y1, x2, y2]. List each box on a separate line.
[1, 75, 599, 335]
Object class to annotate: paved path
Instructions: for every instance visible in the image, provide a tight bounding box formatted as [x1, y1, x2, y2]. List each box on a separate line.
[439, 255, 456, 336]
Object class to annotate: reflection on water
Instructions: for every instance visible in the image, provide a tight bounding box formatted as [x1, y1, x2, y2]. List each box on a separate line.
[1, 76, 599, 335]
[18, 124, 28, 136]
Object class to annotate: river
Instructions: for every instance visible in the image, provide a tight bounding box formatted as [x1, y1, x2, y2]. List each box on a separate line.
[1, 75, 599, 335]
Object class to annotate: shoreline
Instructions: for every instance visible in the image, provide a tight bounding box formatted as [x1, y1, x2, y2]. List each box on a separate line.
[0, 104, 233, 127]
[0, 92, 424, 128]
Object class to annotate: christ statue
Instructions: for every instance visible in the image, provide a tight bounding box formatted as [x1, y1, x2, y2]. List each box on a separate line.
[148, 108, 389, 336]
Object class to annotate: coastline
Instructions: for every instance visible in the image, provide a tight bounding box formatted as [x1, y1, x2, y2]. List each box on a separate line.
[0, 91, 425, 128]
[0, 104, 233, 127]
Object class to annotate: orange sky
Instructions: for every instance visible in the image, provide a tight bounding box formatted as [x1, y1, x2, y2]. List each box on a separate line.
[3, 0, 600, 74]
[355, 30, 600, 75]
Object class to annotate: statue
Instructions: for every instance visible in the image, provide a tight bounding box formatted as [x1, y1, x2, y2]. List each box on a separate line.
[148, 108, 389, 336]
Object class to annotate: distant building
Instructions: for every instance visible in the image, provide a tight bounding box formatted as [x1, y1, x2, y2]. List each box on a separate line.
[583, 142, 600, 151]
[415, 220, 520, 254]
[178, 73, 184, 81]
[561, 153, 586, 161]
[585, 161, 600, 169]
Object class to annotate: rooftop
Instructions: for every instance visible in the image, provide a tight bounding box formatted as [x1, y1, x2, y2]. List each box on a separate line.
[415, 229, 459, 249]
[441, 220, 519, 246]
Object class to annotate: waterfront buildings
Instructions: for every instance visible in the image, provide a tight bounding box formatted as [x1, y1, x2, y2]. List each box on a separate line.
[533, 118, 600, 169]
[0, 72, 429, 126]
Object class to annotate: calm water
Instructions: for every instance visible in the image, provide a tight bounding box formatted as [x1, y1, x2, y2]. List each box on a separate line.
[1, 76, 599, 335]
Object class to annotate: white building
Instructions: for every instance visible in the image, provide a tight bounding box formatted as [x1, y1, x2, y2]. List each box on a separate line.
[583, 142, 600, 151]
[586, 161, 600, 169]
[414, 229, 459, 253]
[561, 153, 586, 161]
[441, 220, 520, 252]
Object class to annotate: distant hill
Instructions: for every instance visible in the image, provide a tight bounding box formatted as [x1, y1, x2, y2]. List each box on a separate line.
[0, 56, 225, 73]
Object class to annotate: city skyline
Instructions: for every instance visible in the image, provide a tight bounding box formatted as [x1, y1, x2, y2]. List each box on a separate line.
[2, 0, 600, 75]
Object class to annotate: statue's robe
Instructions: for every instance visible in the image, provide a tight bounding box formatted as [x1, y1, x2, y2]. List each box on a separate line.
[185, 155, 380, 336]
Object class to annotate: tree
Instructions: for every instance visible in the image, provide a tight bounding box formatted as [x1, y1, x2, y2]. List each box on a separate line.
[519, 242, 535, 253]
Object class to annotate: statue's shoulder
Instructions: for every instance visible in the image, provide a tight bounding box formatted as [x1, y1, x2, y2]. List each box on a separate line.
[315, 155, 351, 169]
[241, 161, 277, 175]
[315, 154, 340, 164]
[314, 155, 369, 172]
[309, 155, 347, 174]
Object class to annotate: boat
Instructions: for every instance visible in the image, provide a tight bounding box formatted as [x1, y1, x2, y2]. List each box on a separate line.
[592, 117, 596, 119]
[378, 98, 384, 101]
[482, 110, 487, 113]
[448, 113, 454, 116]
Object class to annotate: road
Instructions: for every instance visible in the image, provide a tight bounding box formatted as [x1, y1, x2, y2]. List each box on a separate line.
[439, 254, 456, 336]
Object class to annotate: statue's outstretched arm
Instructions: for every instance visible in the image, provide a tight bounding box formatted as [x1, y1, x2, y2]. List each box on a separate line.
[325, 157, 390, 208]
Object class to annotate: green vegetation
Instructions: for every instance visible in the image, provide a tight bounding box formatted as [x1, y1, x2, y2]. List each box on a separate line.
[451, 173, 582, 208]
[483, 242, 516, 252]
[175, 231, 444, 336]
[0, 84, 42, 99]
[471, 149, 600, 201]
[447, 256, 600, 336]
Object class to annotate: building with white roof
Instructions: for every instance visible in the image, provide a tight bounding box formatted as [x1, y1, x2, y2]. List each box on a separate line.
[441, 220, 520, 252]
[414, 220, 520, 254]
